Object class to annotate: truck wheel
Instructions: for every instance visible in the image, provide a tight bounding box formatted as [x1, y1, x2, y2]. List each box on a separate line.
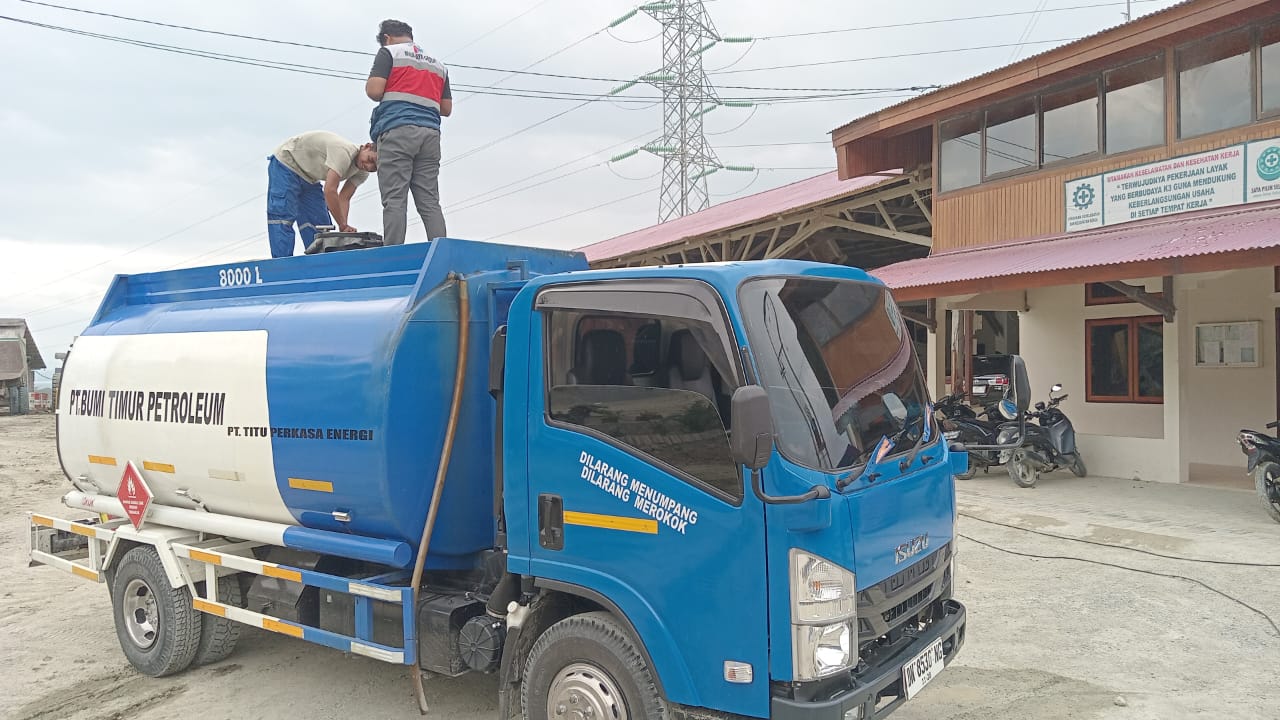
[954, 454, 978, 481]
[110, 546, 202, 677]
[194, 574, 243, 665]
[1007, 451, 1039, 488]
[1254, 461, 1280, 523]
[521, 611, 667, 720]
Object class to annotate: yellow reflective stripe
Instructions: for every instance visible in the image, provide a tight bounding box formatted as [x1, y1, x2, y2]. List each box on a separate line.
[71, 565, 99, 581]
[263, 618, 304, 638]
[288, 478, 333, 493]
[563, 511, 658, 535]
[69, 524, 97, 538]
[264, 565, 302, 583]
[193, 598, 227, 617]
[187, 549, 222, 565]
[143, 461, 175, 473]
[88, 455, 117, 466]
[31, 514, 54, 527]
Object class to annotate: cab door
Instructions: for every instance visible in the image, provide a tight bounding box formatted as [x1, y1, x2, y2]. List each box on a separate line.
[522, 279, 769, 717]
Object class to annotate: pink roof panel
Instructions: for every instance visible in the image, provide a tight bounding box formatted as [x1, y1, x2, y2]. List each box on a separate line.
[580, 171, 899, 262]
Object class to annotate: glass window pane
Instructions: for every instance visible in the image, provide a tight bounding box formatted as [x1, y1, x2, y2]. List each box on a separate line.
[1178, 30, 1252, 137]
[1137, 322, 1164, 399]
[1089, 323, 1130, 398]
[985, 97, 1038, 176]
[939, 114, 981, 192]
[547, 308, 741, 500]
[1043, 81, 1099, 162]
[1106, 55, 1165, 153]
[1262, 23, 1280, 115]
[549, 386, 740, 498]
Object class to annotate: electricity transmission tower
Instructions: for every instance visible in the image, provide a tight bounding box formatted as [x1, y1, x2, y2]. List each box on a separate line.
[642, 1, 723, 222]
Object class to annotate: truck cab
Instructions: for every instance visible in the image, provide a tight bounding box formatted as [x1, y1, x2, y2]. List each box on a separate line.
[505, 260, 965, 719]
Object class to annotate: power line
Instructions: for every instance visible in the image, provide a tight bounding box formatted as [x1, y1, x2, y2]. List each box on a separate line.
[0, 16, 925, 106]
[713, 39, 1081, 75]
[487, 188, 652, 240]
[439, 0, 555, 58]
[754, 1, 1165, 40]
[9, 2, 952, 93]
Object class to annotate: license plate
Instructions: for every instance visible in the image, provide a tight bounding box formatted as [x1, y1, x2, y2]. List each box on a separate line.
[970, 384, 985, 394]
[902, 637, 945, 700]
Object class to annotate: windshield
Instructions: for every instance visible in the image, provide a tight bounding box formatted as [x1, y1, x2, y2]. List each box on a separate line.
[739, 277, 930, 472]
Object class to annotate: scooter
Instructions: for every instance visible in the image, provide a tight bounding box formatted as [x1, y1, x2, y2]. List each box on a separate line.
[1237, 422, 1280, 523]
[996, 384, 1087, 488]
[935, 393, 1008, 480]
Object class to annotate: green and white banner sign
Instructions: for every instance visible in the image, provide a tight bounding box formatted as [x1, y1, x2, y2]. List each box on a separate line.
[1064, 136, 1280, 232]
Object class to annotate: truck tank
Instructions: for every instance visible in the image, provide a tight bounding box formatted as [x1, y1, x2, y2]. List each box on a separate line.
[56, 239, 587, 568]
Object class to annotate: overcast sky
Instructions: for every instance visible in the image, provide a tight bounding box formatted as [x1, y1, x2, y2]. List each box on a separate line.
[0, 0, 1181, 378]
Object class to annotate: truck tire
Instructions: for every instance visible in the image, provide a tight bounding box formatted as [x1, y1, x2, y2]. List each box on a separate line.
[954, 454, 978, 481]
[194, 574, 243, 665]
[109, 546, 202, 677]
[521, 611, 667, 720]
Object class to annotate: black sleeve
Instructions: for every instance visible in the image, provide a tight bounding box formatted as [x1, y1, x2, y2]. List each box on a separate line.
[369, 48, 392, 79]
[442, 74, 452, 100]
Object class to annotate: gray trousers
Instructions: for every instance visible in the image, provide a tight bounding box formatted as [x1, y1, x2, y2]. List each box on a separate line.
[376, 125, 446, 245]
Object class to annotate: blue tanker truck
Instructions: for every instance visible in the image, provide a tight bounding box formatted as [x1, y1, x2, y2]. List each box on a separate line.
[29, 238, 972, 719]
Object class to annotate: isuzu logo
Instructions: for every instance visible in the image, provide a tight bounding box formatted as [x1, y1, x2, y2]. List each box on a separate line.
[894, 533, 929, 564]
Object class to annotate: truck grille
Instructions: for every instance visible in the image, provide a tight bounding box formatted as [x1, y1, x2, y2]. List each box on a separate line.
[857, 543, 950, 641]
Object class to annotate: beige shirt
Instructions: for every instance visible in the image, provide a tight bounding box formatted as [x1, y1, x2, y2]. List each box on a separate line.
[273, 131, 368, 186]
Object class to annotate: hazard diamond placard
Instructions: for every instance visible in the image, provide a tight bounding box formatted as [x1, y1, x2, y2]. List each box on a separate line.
[117, 461, 153, 530]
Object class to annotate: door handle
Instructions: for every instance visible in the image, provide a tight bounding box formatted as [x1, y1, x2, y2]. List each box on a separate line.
[538, 494, 564, 551]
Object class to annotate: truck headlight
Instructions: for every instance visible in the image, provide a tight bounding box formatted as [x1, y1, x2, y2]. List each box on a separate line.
[790, 549, 856, 680]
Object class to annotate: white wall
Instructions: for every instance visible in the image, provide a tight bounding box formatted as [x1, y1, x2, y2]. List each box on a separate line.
[1177, 268, 1277, 470]
[1016, 280, 1181, 481]
[930, 270, 1277, 483]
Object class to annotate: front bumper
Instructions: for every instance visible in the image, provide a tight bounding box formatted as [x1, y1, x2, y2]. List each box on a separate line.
[771, 599, 966, 720]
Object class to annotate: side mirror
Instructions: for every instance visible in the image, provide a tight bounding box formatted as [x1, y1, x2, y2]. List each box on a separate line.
[731, 385, 774, 470]
[1008, 354, 1032, 415]
[1051, 383, 1063, 393]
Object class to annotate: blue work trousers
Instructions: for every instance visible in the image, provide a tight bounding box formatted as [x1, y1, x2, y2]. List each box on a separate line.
[266, 156, 330, 258]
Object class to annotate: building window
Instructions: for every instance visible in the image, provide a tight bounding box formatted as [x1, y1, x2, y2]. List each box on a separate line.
[1042, 81, 1100, 163]
[939, 113, 982, 192]
[1178, 29, 1253, 138]
[1086, 317, 1164, 403]
[1262, 22, 1280, 118]
[985, 97, 1038, 177]
[1084, 282, 1164, 306]
[1105, 55, 1165, 154]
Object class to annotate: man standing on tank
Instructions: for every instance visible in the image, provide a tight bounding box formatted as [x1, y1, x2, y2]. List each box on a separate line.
[366, 19, 452, 245]
[267, 131, 377, 258]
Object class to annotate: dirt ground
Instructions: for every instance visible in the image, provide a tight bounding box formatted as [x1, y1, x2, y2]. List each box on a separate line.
[3, 412, 1279, 719]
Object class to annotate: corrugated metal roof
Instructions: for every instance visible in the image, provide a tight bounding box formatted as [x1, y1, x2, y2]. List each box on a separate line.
[0, 318, 46, 371]
[579, 171, 900, 262]
[872, 201, 1280, 291]
[832, 0, 1197, 136]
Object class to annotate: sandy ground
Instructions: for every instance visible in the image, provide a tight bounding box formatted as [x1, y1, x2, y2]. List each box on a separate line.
[3, 412, 1279, 719]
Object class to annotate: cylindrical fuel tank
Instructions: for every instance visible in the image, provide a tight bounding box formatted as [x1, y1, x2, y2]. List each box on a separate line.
[57, 240, 585, 568]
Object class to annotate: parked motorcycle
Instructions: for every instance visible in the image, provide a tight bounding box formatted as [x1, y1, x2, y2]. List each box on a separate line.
[935, 393, 1009, 480]
[1237, 422, 1280, 523]
[996, 384, 1087, 488]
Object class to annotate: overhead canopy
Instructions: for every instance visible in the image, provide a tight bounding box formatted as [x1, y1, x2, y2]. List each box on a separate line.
[872, 202, 1280, 301]
[0, 318, 45, 382]
[581, 170, 935, 271]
